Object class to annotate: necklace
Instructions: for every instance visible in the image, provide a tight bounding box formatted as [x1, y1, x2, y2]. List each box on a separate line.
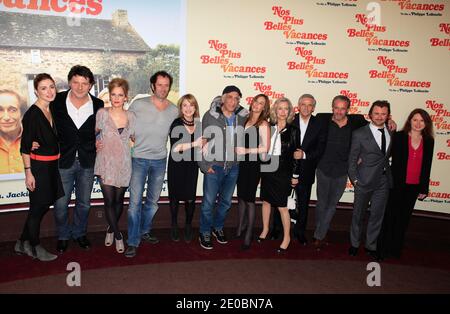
[182, 117, 195, 126]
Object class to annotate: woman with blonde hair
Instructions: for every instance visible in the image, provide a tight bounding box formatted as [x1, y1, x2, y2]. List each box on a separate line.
[95, 78, 135, 254]
[167, 94, 203, 242]
[258, 97, 300, 253]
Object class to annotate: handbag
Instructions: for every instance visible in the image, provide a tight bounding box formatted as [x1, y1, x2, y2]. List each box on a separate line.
[287, 188, 296, 210]
[287, 188, 298, 224]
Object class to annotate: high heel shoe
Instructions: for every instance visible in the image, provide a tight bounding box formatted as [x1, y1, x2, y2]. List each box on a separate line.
[277, 247, 288, 254]
[105, 230, 114, 247]
[115, 234, 124, 253]
[257, 237, 266, 243]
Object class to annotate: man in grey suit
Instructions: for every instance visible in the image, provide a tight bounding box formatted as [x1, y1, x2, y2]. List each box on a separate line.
[348, 100, 393, 260]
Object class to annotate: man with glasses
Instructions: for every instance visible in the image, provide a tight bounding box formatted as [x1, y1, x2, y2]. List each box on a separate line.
[198, 86, 248, 250]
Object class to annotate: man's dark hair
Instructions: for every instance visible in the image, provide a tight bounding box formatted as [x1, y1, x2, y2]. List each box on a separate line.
[150, 71, 173, 93]
[369, 100, 391, 115]
[68, 65, 95, 85]
[331, 95, 351, 109]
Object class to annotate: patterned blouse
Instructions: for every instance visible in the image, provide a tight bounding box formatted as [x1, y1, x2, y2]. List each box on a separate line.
[94, 108, 136, 187]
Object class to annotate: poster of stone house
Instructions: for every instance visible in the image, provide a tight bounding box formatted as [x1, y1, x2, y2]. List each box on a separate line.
[0, 8, 180, 177]
[0, 9, 153, 102]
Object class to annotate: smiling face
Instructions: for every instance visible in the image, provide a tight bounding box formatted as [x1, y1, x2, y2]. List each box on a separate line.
[69, 75, 92, 100]
[152, 75, 170, 100]
[332, 99, 349, 122]
[410, 113, 425, 133]
[369, 105, 389, 127]
[298, 97, 315, 119]
[276, 101, 289, 122]
[36, 79, 56, 104]
[181, 99, 196, 119]
[222, 91, 240, 114]
[109, 86, 127, 109]
[251, 95, 267, 114]
[0, 92, 22, 136]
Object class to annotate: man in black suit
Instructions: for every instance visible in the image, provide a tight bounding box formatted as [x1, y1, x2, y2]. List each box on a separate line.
[50, 65, 104, 253]
[270, 94, 326, 245]
[312, 95, 367, 249]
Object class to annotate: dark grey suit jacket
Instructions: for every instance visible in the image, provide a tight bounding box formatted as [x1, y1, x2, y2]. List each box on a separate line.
[348, 124, 393, 192]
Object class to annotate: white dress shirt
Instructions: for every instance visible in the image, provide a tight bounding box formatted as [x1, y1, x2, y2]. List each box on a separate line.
[369, 122, 390, 154]
[269, 126, 282, 156]
[66, 91, 94, 129]
[298, 116, 310, 159]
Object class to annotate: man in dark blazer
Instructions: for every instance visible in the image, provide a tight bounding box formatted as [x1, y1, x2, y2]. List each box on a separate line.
[348, 100, 393, 260]
[312, 95, 367, 249]
[50, 65, 104, 253]
[270, 94, 326, 245]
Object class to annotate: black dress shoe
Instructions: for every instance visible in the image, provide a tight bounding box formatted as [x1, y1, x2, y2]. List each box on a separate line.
[75, 236, 91, 250]
[365, 248, 382, 261]
[56, 240, 68, 253]
[348, 246, 359, 256]
[269, 230, 280, 240]
[313, 238, 323, 250]
[297, 235, 308, 246]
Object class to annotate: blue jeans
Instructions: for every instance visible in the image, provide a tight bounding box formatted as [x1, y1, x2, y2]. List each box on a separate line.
[53, 159, 95, 240]
[200, 164, 239, 235]
[127, 157, 167, 247]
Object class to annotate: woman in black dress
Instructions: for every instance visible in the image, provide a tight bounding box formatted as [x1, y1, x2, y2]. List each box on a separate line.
[235, 94, 270, 250]
[259, 97, 300, 252]
[167, 94, 203, 242]
[15, 73, 64, 261]
[378, 108, 434, 259]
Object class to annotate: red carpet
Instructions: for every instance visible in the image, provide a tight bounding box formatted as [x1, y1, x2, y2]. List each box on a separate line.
[1, 229, 450, 284]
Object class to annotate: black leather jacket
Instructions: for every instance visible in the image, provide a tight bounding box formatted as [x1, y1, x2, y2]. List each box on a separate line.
[265, 123, 301, 176]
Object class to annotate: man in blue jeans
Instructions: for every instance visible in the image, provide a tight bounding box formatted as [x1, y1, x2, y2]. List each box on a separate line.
[50, 65, 104, 253]
[198, 86, 248, 250]
[124, 71, 178, 258]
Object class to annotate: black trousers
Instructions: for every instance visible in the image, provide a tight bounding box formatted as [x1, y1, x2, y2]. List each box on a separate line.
[294, 183, 313, 237]
[378, 184, 420, 257]
[20, 202, 50, 246]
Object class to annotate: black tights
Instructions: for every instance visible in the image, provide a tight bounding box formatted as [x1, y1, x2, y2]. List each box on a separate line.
[100, 182, 126, 240]
[237, 198, 256, 246]
[20, 202, 50, 247]
[169, 199, 195, 227]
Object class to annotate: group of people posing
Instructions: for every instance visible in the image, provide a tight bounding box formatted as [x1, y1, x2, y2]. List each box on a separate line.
[14, 65, 434, 262]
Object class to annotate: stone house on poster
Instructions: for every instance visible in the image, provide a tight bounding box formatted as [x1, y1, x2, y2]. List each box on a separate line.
[0, 9, 150, 103]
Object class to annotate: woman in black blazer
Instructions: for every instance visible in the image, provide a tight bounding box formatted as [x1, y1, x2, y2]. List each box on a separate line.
[258, 97, 300, 252]
[379, 108, 434, 259]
